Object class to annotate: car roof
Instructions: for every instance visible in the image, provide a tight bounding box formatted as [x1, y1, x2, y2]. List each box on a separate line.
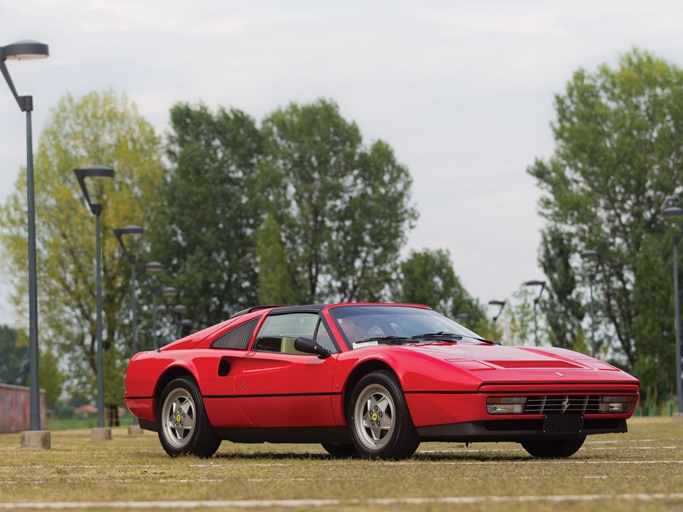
[231, 302, 431, 320]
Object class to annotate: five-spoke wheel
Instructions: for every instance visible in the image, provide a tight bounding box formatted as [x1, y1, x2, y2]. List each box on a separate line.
[158, 376, 221, 458]
[348, 370, 419, 459]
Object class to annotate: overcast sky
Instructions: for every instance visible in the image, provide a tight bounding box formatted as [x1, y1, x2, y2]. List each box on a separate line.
[1, 0, 682, 325]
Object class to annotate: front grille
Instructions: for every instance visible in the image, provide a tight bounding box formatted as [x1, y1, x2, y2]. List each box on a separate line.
[521, 395, 622, 415]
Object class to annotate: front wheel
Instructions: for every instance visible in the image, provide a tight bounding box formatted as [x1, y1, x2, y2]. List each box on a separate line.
[347, 370, 420, 460]
[521, 436, 585, 458]
[158, 376, 221, 458]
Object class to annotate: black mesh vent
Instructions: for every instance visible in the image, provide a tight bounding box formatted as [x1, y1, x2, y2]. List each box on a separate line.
[211, 318, 259, 350]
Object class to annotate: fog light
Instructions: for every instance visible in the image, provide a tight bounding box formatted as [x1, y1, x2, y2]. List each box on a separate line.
[598, 395, 637, 413]
[486, 396, 526, 414]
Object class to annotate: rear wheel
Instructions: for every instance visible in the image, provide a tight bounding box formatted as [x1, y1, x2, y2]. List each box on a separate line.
[158, 376, 221, 458]
[321, 443, 358, 458]
[521, 436, 585, 458]
[347, 370, 419, 460]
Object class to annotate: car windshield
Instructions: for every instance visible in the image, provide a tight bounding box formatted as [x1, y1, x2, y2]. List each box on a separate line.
[329, 305, 484, 348]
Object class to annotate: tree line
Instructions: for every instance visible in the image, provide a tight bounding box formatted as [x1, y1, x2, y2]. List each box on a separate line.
[0, 94, 482, 410]
[1, 47, 681, 412]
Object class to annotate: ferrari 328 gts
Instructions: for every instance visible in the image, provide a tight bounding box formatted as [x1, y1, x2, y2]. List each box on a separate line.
[124, 303, 639, 459]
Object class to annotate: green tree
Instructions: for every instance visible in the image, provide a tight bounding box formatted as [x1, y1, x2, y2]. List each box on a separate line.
[528, 48, 683, 402]
[0, 324, 27, 386]
[538, 227, 586, 351]
[0, 90, 164, 415]
[398, 249, 486, 331]
[260, 99, 417, 302]
[256, 213, 297, 305]
[39, 348, 65, 409]
[149, 103, 262, 327]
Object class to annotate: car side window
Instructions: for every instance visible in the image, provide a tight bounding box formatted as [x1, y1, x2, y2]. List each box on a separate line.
[253, 313, 337, 355]
[211, 318, 260, 350]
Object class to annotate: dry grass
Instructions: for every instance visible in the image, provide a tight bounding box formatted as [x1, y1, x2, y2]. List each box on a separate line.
[1, 417, 682, 511]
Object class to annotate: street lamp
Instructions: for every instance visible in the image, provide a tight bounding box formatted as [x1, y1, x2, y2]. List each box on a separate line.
[179, 318, 194, 337]
[74, 166, 115, 434]
[141, 262, 166, 350]
[488, 300, 506, 342]
[113, 226, 144, 359]
[151, 286, 178, 348]
[171, 304, 187, 338]
[662, 206, 683, 414]
[580, 250, 601, 358]
[1, 40, 49, 446]
[523, 280, 546, 346]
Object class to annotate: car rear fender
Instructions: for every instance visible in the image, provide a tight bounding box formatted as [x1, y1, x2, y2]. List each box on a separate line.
[152, 363, 201, 419]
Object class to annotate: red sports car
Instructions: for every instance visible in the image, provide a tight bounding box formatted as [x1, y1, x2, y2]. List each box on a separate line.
[125, 303, 639, 459]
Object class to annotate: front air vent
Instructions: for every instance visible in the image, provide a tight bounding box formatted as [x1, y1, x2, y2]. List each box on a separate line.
[211, 318, 259, 350]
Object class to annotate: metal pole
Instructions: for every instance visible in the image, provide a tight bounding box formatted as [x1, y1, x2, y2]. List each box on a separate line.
[96, 211, 105, 429]
[25, 106, 41, 431]
[533, 301, 538, 346]
[131, 260, 138, 356]
[588, 278, 596, 358]
[152, 292, 158, 349]
[673, 237, 683, 413]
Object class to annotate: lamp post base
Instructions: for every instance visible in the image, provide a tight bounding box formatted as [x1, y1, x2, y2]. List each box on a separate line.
[91, 427, 112, 441]
[128, 425, 144, 436]
[20, 430, 51, 449]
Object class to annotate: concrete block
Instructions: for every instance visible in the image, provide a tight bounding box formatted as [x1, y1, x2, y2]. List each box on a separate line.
[673, 412, 683, 423]
[91, 427, 112, 441]
[20, 430, 51, 449]
[128, 425, 144, 436]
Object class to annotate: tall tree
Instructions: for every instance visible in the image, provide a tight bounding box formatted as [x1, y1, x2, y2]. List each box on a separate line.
[0, 90, 164, 411]
[150, 103, 262, 327]
[259, 99, 417, 303]
[0, 325, 27, 386]
[528, 48, 683, 402]
[398, 248, 487, 332]
[538, 227, 586, 351]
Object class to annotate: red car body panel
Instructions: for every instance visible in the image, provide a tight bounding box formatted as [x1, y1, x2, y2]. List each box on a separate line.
[125, 303, 639, 445]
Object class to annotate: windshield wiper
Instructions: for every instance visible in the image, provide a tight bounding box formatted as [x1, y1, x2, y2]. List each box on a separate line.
[412, 332, 499, 345]
[412, 332, 462, 341]
[354, 336, 411, 345]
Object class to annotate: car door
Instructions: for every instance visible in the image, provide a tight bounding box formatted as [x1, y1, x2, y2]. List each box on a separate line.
[235, 311, 339, 427]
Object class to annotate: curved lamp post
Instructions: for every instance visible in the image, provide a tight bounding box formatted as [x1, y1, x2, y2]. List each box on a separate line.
[488, 300, 506, 342]
[171, 304, 187, 338]
[662, 206, 683, 414]
[580, 250, 601, 357]
[523, 280, 546, 346]
[1, 40, 49, 439]
[114, 226, 144, 358]
[74, 166, 115, 431]
[180, 318, 194, 337]
[153, 286, 178, 347]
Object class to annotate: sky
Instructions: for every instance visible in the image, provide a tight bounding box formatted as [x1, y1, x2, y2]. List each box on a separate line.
[1, 0, 682, 326]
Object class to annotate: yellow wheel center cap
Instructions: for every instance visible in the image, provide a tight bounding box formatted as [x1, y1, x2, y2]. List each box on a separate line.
[371, 412, 378, 421]
[175, 414, 182, 423]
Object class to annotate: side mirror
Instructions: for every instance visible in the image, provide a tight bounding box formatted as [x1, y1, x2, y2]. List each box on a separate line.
[295, 337, 331, 359]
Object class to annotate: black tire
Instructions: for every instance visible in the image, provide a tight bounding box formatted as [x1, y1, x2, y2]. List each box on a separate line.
[521, 436, 586, 458]
[157, 376, 221, 458]
[347, 370, 420, 460]
[321, 443, 358, 458]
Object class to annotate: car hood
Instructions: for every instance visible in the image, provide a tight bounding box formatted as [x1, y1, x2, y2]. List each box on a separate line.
[400, 342, 639, 387]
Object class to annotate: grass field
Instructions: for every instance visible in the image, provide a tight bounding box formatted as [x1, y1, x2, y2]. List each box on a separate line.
[1, 417, 682, 511]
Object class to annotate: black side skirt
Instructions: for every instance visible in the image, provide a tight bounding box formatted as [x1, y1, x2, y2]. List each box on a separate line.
[214, 426, 350, 444]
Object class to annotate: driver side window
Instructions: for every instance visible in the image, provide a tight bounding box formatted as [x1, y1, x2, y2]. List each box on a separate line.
[253, 313, 337, 355]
